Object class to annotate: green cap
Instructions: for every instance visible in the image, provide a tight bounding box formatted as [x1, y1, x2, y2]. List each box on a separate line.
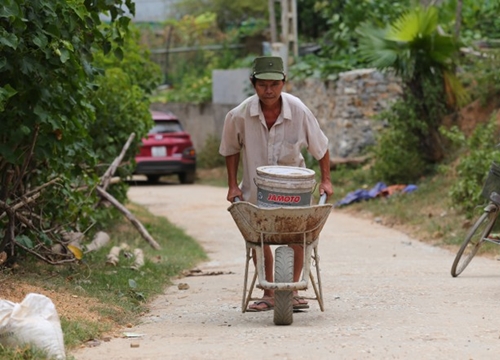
[252, 56, 285, 80]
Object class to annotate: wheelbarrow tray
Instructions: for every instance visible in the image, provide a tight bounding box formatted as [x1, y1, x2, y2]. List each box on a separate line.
[228, 201, 332, 245]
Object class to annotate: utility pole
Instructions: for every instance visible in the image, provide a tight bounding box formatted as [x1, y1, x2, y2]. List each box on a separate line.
[268, 0, 299, 68]
[281, 0, 298, 58]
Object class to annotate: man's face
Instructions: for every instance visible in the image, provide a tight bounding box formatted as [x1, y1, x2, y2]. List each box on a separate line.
[253, 79, 285, 106]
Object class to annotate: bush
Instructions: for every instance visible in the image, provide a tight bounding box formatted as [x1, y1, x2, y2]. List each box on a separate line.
[370, 127, 428, 184]
[369, 100, 429, 184]
[448, 114, 500, 216]
[197, 134, 225, 169]
[462, 49, 500, 105]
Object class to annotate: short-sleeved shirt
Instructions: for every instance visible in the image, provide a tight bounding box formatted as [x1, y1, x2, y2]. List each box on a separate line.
[219, 92, 329, 204]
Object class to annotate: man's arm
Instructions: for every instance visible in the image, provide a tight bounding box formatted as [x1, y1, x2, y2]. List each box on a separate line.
[225, 153, 243, 202]
[318, 150, 333, 198]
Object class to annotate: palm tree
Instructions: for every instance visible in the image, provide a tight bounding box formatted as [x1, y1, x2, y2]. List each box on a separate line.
[357, 5, 467, 162]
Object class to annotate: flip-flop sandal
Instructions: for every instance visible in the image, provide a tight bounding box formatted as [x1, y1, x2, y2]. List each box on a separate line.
[293, 296, 309, 310]
[246, 299, 274, 312]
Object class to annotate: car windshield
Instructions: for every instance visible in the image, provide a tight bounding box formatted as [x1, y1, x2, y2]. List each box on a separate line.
[149, 121, 183, 134]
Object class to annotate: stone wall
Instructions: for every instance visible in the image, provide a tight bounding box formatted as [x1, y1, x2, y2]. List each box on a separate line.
[151, 68, 402, 158]
[286, 69, 401, 157]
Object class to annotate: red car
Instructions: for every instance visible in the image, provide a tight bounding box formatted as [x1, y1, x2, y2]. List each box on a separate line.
[134, 110, 196, 184]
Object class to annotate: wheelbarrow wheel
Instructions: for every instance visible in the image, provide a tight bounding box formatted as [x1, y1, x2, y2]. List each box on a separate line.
[273, 246, 294, 325]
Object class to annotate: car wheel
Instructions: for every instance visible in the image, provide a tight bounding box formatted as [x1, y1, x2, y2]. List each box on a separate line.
[178, 171, 195, 184]
[146, 175, 161, 183]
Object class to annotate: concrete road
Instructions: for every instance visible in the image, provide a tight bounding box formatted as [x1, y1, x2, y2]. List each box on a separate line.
[73, 184, 500, 360]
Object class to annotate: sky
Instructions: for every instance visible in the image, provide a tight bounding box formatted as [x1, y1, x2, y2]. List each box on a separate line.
[131, 0, 178, 22]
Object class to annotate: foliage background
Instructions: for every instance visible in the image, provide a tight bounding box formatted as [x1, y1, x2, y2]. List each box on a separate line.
[0, 1, 162, 262]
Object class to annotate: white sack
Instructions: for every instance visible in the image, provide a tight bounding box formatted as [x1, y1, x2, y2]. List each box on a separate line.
[106, 246, 122, 266]
[85, 231, 110, 252]
[131, 248, 144, 270]
[0, 293, 66, 359]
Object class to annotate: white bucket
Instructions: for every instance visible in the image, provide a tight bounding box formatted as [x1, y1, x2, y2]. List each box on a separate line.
[254, 166, 316, 208]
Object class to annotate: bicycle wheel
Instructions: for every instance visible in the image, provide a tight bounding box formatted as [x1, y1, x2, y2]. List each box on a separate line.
[451, 210, 497, 277]
[273, 246, 294, 325]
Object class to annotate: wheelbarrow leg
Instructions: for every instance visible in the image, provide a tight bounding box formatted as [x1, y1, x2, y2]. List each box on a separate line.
[309, 244, 324, 311]
[242, 244, 258, 313]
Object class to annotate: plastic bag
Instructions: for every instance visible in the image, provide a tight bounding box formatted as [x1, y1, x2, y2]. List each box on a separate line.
[0, 293, 66, 359]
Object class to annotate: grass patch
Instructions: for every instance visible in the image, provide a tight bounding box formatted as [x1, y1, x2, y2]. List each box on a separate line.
[60, 317, 107, 349]
[0, 344, 56, 360]
[0, 201, 207, 357]
[343, 173, 460, 240]
[333, 165, 500, 260]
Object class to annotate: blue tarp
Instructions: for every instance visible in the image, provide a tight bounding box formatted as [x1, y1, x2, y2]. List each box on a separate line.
[334, 182, 417, 208]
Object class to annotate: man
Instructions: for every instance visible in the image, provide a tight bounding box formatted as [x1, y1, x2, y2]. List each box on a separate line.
[219, 56, 333, 311]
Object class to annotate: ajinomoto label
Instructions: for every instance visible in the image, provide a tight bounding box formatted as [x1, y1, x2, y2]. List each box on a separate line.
[257, 188, 311, 207]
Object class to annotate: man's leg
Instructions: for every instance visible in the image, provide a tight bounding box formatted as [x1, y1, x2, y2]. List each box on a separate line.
[248, 245, 274, 311]
[289, 244, 303, 282]
[263, 245, 274, 295]
[289, 244, 308, 307]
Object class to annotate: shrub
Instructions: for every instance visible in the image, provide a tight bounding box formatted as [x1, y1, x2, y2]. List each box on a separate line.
[448, 114, 500, 216]
[197, 134, 225, 169]
[369, 99, 429, 184]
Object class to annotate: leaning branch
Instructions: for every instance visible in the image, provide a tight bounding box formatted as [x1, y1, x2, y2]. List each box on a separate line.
[96, 186, 161, 250]
[100, 132, 135, 191]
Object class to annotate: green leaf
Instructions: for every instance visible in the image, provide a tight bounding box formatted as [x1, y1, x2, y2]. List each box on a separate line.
[61, 40, 74, 52]
[102, 40, 111, 55]
[17, 125, 30, 136]
[113, 47, 123, 61]
[39, 233, 53, 246]
[0, 84, 17, 100]
[387, 6, 438, 42]
[118, 16, 131, 28]
[0, 30, 18, 49]
[0, 1, 21, 19]
[60, 48, 70, 63]
[15, 235, 34, 249]
[33, 34, 48, 48]
[18, 57, 36, 75]
[33, 103, 51, 123]
[128, 279, 137, 289]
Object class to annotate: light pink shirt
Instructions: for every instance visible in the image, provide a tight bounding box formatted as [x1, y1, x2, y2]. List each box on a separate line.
[219, 92, 329, 204]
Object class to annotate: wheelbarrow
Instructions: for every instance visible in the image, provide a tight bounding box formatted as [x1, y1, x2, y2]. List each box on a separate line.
[227, 194, 332, 325]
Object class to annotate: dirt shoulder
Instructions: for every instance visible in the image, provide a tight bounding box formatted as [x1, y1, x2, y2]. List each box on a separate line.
[72, 183, 500, 359]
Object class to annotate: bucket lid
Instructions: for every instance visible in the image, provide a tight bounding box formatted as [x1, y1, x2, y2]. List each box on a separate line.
[256, 166, 315, 180]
